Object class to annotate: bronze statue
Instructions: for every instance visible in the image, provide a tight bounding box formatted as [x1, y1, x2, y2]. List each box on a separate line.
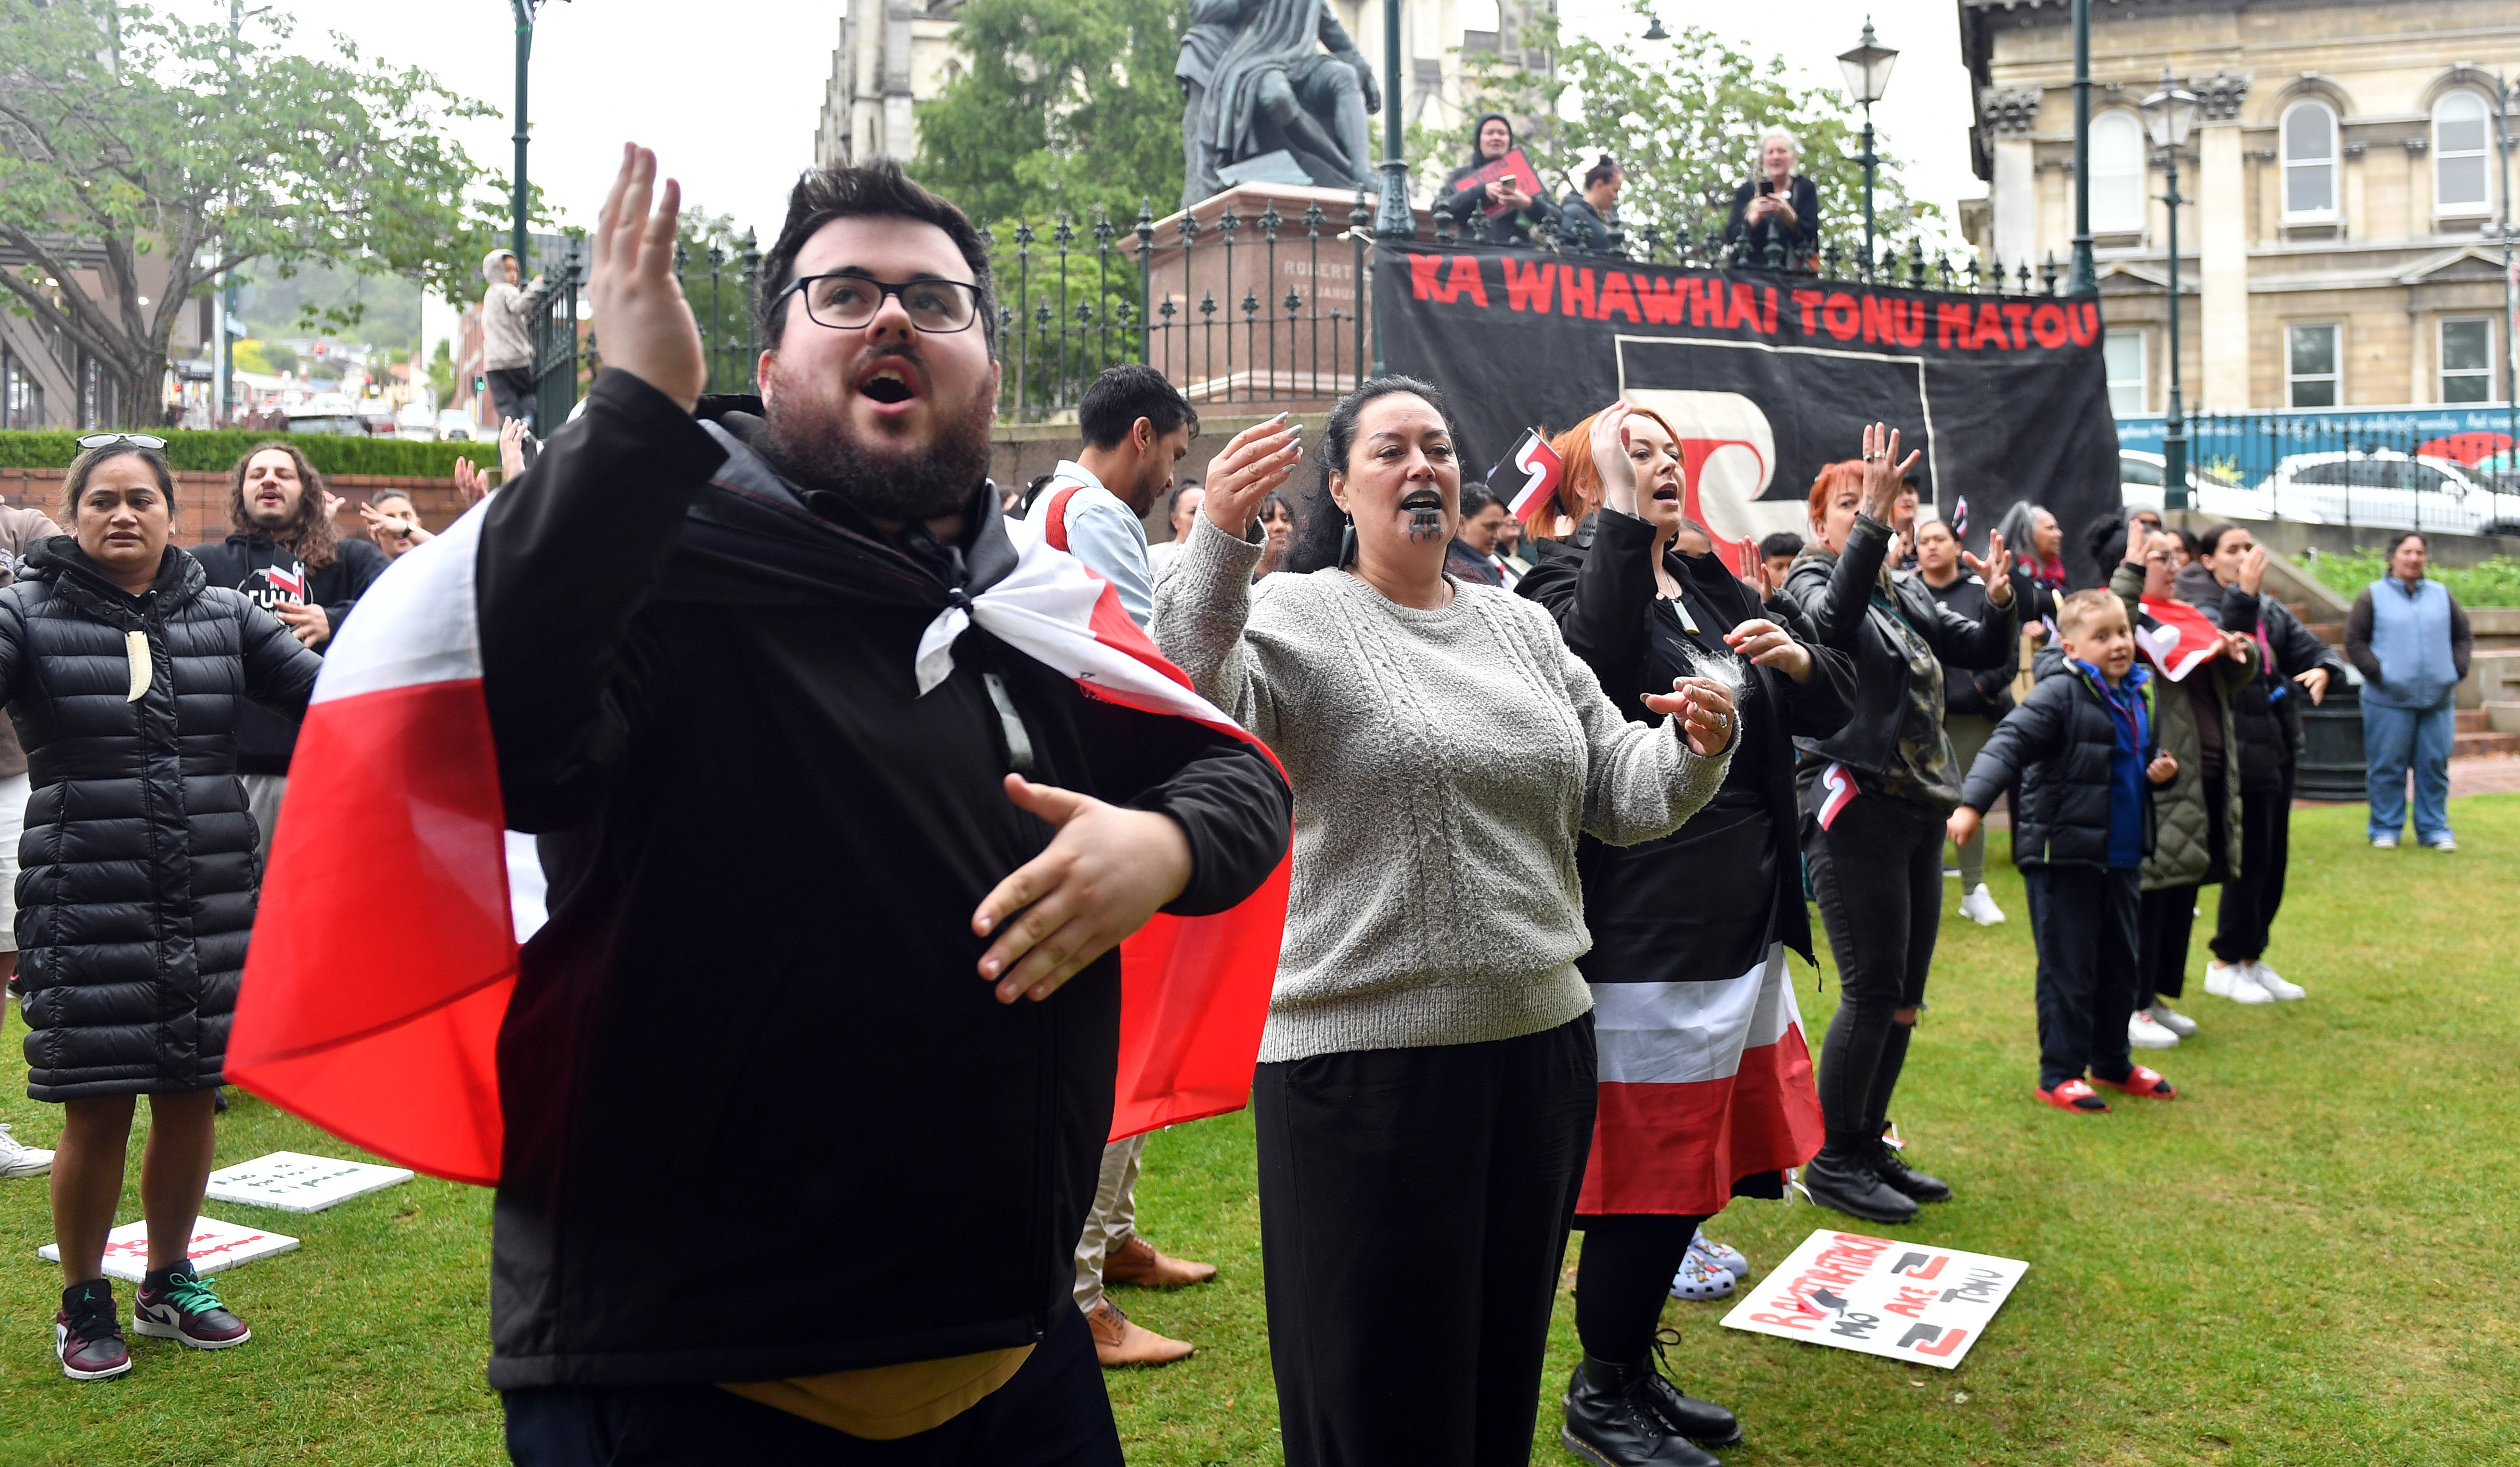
[1177, 0, 1380, 207]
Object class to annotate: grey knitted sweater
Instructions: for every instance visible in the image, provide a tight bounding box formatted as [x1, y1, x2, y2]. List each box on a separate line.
[1152, 515, 1731, 1063]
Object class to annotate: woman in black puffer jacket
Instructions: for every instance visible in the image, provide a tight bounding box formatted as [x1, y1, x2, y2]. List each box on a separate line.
[17, 441, 322, 1383]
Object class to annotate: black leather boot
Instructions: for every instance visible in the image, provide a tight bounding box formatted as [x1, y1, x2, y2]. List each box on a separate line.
[1801, 1145, 1919, 1224]
[1873, 1133, 1951, 1203]
[1562, 1357, 1723, 1467]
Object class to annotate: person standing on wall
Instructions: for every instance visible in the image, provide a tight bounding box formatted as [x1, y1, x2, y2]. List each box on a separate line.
[1913, 517, 2012, 928]
[1023, 364, 1217, 1369]
[1437, 113, 1560, 247]
[1558, 156, 1624, 255]
[2176, 524, 2346, 1005]
[1725, 128, 1820, 267]
[1780, 428, 2020, 1224]
[187, 443, 388, 867]
[2347, 532, 2470, 852]
[480, 249, 550, 429]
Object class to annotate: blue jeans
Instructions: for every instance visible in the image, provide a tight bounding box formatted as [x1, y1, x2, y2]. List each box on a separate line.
[2363, 699, 2454, 844]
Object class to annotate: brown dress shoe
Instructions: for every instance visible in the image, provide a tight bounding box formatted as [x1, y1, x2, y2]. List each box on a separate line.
[1084, 1299, 1193, 1367]
[1102, 1234, 1218, 1289]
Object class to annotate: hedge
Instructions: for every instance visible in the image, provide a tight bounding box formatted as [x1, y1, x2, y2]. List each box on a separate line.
[0, 430, 494, 478]
[2298, 549, 2520, 608]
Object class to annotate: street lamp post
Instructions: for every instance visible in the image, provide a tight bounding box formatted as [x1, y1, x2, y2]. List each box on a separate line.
[1836, 20, 1899, 275]
[217, 1, 269, 427]
[510, 1, 542, 265]
[2067, 0, 2096, 294]
[2143, 68, 2200, 511]
[1368, 0, 1410, 374]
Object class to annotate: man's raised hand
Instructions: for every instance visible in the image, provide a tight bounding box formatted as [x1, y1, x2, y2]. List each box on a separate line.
[590, 144, 706, 413]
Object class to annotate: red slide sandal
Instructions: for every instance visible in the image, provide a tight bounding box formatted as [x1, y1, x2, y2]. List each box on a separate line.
[2094, 1065, 2177, 1100]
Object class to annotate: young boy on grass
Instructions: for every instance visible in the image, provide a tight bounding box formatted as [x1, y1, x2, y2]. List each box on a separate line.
[1948, 589, 2180, 1113]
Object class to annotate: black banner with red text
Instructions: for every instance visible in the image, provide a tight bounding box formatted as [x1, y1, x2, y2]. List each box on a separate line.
[1375, 243, 2122, 574]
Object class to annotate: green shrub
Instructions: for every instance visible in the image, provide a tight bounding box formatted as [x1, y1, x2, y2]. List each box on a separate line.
[0, 429, 495, 479]
[2298, 548, 2520, 607]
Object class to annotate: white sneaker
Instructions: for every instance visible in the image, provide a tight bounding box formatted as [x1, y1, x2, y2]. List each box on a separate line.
[2204, 960, 2274, 1005]
[2247, 961, 2304, 1001]
[2427, 838, 2458, 852]
[1958, 884, 2007, 926]
[2128, 1011, 2180, 1049]
[1688, 1227, 1750, 1281]
[1668, 1256, 1738, 1302]
[2370, 835, 2398, 848]
[2145, 1003, 2198, 1037]
[0, 1123, 53, 1178]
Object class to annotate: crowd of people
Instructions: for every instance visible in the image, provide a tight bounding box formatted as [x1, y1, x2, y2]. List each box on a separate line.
[0, 144, 2468, 1467]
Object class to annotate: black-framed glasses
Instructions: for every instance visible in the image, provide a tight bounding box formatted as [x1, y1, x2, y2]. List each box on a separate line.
[76, 433, 166, 450]
[778, 272, 981, 334]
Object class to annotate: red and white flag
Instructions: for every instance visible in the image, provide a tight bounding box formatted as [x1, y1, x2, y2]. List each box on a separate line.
[1489, 428, 1565, 525]
[2137, 594, 2225, 683]
[227, 506, 1291, 1186]
[1815, 761, 1858, 830]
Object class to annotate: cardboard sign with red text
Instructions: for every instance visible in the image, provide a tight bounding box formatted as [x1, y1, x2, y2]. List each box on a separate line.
[1719, 1229, 2026, 1369]
[40, 1216, 300, 1284]
[1450, 148, 1546, 218]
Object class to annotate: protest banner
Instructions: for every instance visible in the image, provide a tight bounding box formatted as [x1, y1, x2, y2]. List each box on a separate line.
[205, 1151, 415, 1214]
[1719, 1228, 2027, 1369]
[41, 1217, 300, 1285]
[1374, 243, 2122, 578]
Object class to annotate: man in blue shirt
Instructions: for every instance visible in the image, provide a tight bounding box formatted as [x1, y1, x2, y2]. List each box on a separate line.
[1025, 365, 1198, 629]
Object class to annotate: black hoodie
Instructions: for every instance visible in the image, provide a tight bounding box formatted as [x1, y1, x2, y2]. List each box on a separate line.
[474, 370, 1292, 1389]
[1438, 111, 1560, 246]
[186, 530, 387, 773]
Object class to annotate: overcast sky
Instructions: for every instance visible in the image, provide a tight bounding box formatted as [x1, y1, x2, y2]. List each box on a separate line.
[192, 0, 1978, 242]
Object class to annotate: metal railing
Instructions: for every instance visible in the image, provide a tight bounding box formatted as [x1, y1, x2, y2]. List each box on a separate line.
[2117, 408, 2520, 535]
[526, 240, 586, 432]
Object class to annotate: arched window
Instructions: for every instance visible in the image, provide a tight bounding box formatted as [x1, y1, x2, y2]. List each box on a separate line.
[2282, 100, 2338, 220]
[2089, 112, 2145, 233]
[2434, 91, 2491, 214]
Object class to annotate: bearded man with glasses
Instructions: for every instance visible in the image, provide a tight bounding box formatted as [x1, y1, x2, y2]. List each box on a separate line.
[480, 148, 1291, 1466]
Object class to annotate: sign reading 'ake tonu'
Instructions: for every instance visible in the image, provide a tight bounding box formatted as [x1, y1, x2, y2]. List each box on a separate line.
[1720, 1228, 2027, 1369]
[204, 1151, 416, 1213]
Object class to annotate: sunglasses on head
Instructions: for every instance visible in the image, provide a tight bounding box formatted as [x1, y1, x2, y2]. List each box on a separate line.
[76, 433, 167, 451]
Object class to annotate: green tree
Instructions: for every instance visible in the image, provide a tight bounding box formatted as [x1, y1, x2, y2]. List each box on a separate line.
[914, 0, 1188, 227]
[427, 339, 455, 405]
[1431, 3, 1950, 267]
[0, 0, 508, 424]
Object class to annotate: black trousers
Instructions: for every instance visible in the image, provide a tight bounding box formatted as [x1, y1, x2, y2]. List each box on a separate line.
[2022, 865, 2142, 1089]
[499, 1306, 1121, 1467]
[2213, 768, 2291, 964]
[1806, 792, 1945, 1150]
[1573, 1212, 1710, 1367]
[1255, 1016, 1597, 1467]
[487, 366, 537, 430]
[2135, 884, 2199, 1008]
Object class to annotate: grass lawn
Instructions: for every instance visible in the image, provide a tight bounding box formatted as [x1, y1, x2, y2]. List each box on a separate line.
[3, 796, 2515, 1465]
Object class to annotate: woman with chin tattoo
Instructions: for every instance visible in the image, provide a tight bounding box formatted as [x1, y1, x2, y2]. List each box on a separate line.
[1516, 403, 1854, 1467]
[1152, 378, 1741, 1467]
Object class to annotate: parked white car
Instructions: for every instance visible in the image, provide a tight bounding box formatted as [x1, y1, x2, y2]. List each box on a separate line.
[2255, 450, 2520, 536]
[435, 408, 477, 442]
[394, 404, 439, 440]
[2117, 450, 2261, 518]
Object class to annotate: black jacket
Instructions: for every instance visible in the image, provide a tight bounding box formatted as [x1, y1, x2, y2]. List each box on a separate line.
[1520, 510, 1855, 966]
[1557, 193, 1618, 254]
[1961, 652, 2158, 869]
[2174, 563, 2347, 792]
[7, 540, 321, 1101]
[1778, 514, 2019, 778]
[1447, 537, 1507, 587]
[1922, 572, 2017, 720]
[1725, 174, 1820, 264]
[1437, 113, 1560, 246]
[186, 531, 388, 774]
[477, 371, 1292, 1389]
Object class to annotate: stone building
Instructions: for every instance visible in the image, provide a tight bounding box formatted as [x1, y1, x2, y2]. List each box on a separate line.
[1959, 0, 2516, 415]
[813, 0, 970, 169]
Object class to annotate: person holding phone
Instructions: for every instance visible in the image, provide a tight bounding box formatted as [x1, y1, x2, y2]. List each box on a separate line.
[1725, 128, 1820, 267]
[1438, 112, 1559, 247]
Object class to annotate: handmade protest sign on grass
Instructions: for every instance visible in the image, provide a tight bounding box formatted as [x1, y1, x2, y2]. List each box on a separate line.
[40, 1217, 300, 1285]
[204, 1151, 415, 1214]
[1719, 1228, 2026, 1369]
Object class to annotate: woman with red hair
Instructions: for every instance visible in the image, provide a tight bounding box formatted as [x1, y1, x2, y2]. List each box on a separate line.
[1778, 428, 2021, 1225]
[1520, 403, 1855, 1467]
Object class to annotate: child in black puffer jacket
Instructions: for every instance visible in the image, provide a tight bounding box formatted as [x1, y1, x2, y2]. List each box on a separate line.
[1947, 590, 2179, 1114]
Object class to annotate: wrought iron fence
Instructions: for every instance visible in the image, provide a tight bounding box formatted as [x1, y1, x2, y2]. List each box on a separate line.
[526, 239, 586, 433]
[528, 234, 765, 430]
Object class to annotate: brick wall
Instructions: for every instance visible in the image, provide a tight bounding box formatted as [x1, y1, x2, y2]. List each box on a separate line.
[0, 468, 475, 538]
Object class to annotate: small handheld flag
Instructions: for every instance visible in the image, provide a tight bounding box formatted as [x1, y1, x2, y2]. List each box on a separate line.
[2137, 595, 2227, 683]
[1950, 496, 1969, 538]
[1815, 761, 1859, 830]
[1490, 428, 1565, 525]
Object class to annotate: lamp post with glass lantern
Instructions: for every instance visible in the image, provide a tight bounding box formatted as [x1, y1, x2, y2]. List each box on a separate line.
[2143, 68, 2200, 510]
[1836, 20, 1899, 273]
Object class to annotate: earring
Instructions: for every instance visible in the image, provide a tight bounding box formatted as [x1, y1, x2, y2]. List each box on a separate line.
[1338, 512, 1357, 569]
